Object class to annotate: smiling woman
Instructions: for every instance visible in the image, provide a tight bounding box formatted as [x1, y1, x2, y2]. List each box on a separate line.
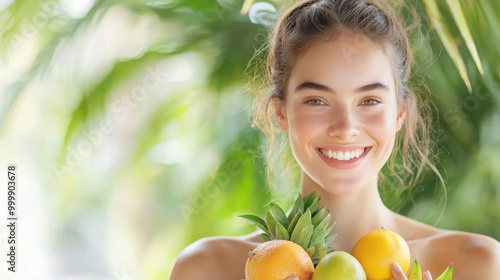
[276, 36, 403, 194]
[170, 0, 500, 279]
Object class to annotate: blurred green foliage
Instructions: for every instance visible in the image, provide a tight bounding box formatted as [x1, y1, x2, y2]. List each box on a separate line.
[0, 0, 498, 278]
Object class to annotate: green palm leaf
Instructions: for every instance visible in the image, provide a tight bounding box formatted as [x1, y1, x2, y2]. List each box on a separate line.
[422, 0, 472, 92]
[445, 0, 483, 75]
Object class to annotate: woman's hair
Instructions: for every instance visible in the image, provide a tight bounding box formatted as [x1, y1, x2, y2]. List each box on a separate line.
[251, 0, 444, 192]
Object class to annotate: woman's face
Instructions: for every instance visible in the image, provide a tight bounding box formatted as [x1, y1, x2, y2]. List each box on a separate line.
[274, 33, 405, 195]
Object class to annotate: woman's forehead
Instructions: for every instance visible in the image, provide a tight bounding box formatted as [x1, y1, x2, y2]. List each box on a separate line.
[288, 33, 396, 93]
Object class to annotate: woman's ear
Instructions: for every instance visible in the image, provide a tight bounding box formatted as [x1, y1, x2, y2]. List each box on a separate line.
[272, 98, 288, 133]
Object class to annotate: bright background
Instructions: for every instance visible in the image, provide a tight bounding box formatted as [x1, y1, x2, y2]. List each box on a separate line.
[0, 0, 499, 279]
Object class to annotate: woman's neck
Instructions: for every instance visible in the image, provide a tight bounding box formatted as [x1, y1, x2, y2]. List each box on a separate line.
[299, 173, 397, 252]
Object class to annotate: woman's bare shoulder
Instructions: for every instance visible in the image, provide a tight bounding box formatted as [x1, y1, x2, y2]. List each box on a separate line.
[442, 231, 500, 278]
[396, 214, 500, 278]
[412, 227, 500, 278]
[170, 233, 262, 280]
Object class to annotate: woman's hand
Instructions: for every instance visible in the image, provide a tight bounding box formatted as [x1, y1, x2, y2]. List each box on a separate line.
[245, 277, 299, 280]
[391, 262, 433, 280]
[271, 263, 433, 280]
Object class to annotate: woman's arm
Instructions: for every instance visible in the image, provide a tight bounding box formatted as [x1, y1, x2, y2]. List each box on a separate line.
[170, 237, 251, 280]
[170, 240, 221, 280]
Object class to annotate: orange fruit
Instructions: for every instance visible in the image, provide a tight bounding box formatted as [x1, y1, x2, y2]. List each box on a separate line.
[312, 251, 367, 280]
[351, 228, 410, 280]
[245, 240, 314, 280]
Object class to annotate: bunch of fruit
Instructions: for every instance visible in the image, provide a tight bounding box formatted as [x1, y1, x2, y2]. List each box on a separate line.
[241, 192, 453, 280]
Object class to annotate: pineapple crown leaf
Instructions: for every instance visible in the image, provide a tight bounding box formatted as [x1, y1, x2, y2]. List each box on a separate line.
[269, 203, 289, 228]
[239, 192, 336, 266]
[264, 212, 277, 237]
[289, 195, 305, 218]
[276, 223, 290, 239]
[238, 214, 268, 234]
[258, 232, 271, 242]
[287, 211, 302, 234]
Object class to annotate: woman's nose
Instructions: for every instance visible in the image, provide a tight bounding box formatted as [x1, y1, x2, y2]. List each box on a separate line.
[327, 106, 360, 140]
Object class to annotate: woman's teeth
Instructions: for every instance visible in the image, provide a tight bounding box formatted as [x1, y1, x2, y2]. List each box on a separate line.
[320, 148, 365, 161]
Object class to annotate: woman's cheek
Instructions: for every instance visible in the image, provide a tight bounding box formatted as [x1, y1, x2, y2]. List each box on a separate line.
[290, 112, 326, 134]
[362, 108, 398, 131]
[362, 110, 399, 158]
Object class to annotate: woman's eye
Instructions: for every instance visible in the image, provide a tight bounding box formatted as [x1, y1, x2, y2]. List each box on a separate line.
[361, 99, 381, 106]
[305, 99, 325, 105]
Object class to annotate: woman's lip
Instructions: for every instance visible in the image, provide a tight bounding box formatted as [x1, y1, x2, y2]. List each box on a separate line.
[316, 147, 371, 170]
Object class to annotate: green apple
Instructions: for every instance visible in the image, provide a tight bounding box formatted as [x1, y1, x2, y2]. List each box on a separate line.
[312, 251, 367, 280]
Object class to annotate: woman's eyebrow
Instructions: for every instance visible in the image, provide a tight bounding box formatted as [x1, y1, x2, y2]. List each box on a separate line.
[295, 81, 334, 93]
[354, 82, 390, 93]
[294, 81, 390, 94]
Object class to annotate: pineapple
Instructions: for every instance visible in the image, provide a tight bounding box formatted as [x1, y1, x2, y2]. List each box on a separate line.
[240, 192, 335, 265]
